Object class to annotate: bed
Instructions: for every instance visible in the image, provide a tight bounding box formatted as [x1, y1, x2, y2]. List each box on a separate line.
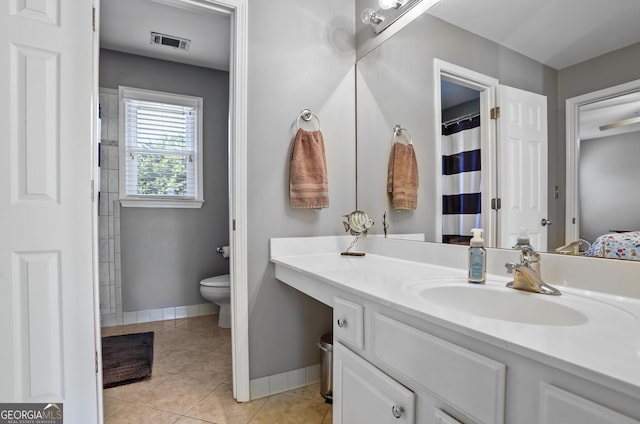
[584, 231, 640, 260]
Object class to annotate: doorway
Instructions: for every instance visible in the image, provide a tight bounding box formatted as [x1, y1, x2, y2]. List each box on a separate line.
[434, 59, 499, 247]
[95, 0, 249, 413]
[440, 80, 481, 245]
[565, 78, 640, 245]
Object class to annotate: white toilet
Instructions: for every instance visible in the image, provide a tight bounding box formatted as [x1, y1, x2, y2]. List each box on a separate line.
[199, 245, 231, 328]
[200, 274, 231, 328]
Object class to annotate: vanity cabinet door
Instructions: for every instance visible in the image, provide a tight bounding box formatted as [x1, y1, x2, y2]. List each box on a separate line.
[333, 297, 364, 349]
[334, 341, 415, 424]
[540, 384, 639, 424]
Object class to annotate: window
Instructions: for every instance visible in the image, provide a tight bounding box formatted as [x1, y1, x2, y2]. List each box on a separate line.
[119, 86, 204, 208]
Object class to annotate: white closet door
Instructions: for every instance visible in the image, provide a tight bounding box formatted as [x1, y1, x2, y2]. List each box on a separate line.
[0, 1, 99, 421]
[497, 85, 549, 250]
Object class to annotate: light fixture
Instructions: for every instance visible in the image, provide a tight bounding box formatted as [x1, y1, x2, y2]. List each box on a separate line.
[361, 8, 384, 25]
[150, 32, 191, 51]
[361, 0, 441, 35]
[599, 115, 640, 131]
[378, 0, 406, 10]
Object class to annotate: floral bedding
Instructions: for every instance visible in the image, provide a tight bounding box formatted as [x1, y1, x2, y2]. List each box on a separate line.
[585, 231, 640, 260]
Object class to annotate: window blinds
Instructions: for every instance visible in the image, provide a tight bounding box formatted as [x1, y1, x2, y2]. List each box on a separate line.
[123, 98, 198, 198]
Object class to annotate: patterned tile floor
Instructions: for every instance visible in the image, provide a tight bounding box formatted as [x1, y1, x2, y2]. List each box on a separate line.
[102, 315, 332, 424]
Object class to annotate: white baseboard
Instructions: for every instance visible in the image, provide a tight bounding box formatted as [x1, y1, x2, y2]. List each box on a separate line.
[249, 364, 322, 400]
[100, 302, 217, 327]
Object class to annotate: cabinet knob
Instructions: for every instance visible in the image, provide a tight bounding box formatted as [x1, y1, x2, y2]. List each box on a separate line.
[337, 318, 346, 328]
[391, 405, 403, 419]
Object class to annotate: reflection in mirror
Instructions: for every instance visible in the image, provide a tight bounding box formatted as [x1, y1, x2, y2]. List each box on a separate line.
[356, 0, 640, 260]
[440, 80, 481, 245]
[579, 93, 640, 244]
[356, 10, 555, 249]
[563, 81, 640, 260]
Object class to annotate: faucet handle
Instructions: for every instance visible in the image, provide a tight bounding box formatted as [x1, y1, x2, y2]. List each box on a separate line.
[517, 247, 540, 270]
[505, 262, 519, 274]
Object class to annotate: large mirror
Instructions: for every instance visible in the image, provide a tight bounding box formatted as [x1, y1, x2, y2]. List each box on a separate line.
[355, 0, 640, 259]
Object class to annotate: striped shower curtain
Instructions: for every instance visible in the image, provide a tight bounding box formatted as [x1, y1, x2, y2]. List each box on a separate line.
[442, 116, 482, 244]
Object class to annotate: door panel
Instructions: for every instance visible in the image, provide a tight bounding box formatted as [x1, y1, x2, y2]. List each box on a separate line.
[1, 0, 99, 420]
[498, 85, 548, 250]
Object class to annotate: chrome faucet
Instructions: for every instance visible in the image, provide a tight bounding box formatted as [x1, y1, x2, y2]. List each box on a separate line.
[505, 247, 561, 295]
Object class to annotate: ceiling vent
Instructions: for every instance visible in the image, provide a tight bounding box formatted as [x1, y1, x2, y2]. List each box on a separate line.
[150, 32, 191, 51]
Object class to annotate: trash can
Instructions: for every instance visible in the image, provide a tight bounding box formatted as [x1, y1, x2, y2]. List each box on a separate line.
[317, 332, 333, 403]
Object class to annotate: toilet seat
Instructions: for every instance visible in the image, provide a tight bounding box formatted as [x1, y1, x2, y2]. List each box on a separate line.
[200, 274, 230, 287]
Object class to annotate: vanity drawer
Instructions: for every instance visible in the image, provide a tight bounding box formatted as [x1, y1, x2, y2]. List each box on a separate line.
[333, 297, 364, 350]
[373, 314, 505, 424]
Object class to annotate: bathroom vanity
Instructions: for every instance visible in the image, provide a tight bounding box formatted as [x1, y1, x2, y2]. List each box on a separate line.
[270, 236, 640, 424]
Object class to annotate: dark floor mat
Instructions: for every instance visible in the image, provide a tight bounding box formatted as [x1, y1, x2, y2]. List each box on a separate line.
[102, 332, 154, 389]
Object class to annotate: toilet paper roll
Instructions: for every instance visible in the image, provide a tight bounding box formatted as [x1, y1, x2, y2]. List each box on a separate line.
[219, 245, 230, 259]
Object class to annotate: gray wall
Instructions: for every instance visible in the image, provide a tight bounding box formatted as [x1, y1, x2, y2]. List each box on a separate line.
[246, 1, 356, 379]
[579, 131, 640, 242]
[99, 49, 230, 311]
[356, 13, 559, 245]
[248, 3, 640, 382]
[557, 41, 640, 246]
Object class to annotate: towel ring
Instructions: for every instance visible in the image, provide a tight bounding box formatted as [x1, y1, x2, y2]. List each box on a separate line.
[393, 124, 412, 144]
[297, 109, 321, 131]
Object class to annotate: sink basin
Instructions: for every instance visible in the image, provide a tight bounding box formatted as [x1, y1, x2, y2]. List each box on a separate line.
[412, 283, 589, 326]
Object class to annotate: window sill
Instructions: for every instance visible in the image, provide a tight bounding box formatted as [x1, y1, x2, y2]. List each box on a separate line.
[119, 198, 205, 209]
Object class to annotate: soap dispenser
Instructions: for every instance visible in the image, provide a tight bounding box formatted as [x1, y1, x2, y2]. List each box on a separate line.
[468, 228, 486, 284]
[513, 227, 534, 251]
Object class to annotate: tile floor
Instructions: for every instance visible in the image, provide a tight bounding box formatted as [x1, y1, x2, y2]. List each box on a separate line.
[102, 315, 332, 424]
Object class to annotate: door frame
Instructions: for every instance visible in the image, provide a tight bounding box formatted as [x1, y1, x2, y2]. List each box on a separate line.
[565, 78, 640, 244]
[93, 0, 250, 403]
[433, 59, 499, 247]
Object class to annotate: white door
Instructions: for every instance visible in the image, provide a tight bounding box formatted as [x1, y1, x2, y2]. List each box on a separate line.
[0, 1, 100, 421]
[497, 85, 548, 250]
[334, 342, 415, 424]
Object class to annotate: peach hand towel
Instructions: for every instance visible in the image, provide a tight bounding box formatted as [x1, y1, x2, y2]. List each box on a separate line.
[290, 129, 329, 208]
[387, 142, 418, 210]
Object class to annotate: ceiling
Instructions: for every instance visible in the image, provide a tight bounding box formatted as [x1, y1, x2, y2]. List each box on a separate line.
[579, 91, 640, 140]
[428, 0, 640, 139]
[101, 0, 640, 139]
[102, 0, 640, 73]
[428, 0, 640, 71]
[100, 0, 230, 71]
[441, 80, 478, 110]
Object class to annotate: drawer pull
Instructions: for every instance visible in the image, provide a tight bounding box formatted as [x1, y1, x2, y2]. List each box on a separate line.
[392, 405, 404, 419]
[337, 318, 347, 328]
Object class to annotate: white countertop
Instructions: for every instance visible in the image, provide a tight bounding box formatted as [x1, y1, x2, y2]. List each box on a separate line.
[271, 241, 640, 399]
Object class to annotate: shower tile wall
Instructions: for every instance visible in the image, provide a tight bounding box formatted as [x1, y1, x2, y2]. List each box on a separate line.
[99, 87, 123, 326]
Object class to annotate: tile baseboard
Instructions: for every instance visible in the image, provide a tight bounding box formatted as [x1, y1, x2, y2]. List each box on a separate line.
[100, 302, 217, 327]
[249, 364, 322, 400]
